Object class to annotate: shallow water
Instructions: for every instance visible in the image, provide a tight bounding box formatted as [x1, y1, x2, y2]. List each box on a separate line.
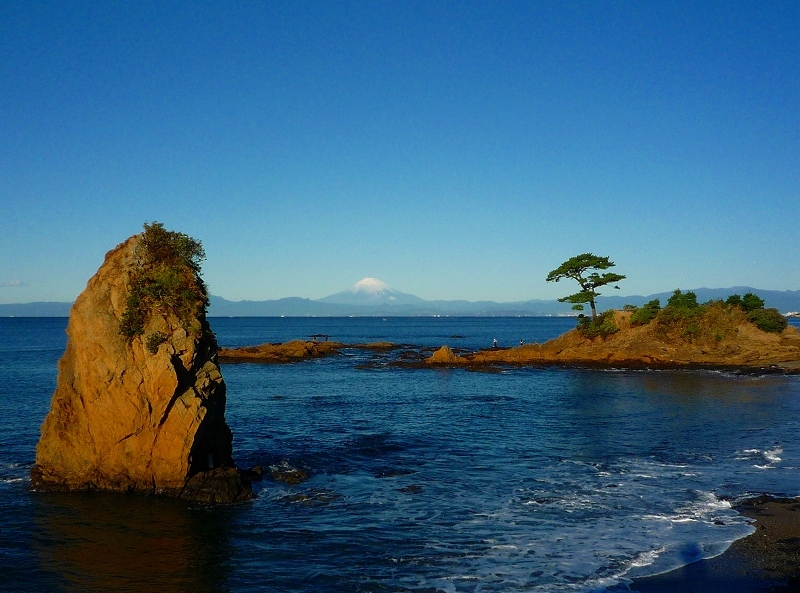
[2, 317, 799, 592]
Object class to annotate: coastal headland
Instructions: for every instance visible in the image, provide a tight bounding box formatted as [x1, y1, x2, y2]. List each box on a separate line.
[430, 309, 800, 373]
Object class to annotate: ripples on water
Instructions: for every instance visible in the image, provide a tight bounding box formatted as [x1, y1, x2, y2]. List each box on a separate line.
[1, 317, 799, 592]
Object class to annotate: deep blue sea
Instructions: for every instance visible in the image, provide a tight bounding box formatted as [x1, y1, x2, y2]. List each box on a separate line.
[2, 316, 800, 592]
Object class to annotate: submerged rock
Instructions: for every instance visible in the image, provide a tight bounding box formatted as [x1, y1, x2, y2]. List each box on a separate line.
[269, 461, 309, 485]
[31, 227, 252, 503]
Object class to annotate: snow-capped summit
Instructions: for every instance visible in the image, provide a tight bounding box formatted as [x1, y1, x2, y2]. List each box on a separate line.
[348, 278, 392, 295]
[317, 278, 426, 306]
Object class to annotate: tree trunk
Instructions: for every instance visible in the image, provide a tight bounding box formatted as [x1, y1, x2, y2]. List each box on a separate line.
[590, 299, 597, 321]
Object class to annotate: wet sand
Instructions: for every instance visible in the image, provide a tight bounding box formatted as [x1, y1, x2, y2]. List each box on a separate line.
[628, 496, 800, 592]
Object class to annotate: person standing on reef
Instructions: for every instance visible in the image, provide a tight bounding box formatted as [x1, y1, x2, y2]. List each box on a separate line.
[493, 338, 498, 349]
[520, 339, 524, 346]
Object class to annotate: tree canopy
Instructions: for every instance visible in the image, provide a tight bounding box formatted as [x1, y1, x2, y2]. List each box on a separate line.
[726, 292, 765, 312]
[546, 253, 625, 320]
[667, 289, 699, 309]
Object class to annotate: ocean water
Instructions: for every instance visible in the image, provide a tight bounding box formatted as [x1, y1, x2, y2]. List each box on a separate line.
[2, 316, 800, 592]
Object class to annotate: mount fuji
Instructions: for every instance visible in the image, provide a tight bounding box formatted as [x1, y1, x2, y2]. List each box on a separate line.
[317, 278, 427, 306]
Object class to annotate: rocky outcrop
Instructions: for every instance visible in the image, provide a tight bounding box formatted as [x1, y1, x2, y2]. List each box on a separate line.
[426, 310, 800, 372]
[426, 345, 467, 364]
[31, 233, 252, 502]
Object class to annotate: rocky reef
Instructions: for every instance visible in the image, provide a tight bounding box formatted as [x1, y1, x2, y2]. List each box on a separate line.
[218, 340, 397, 363]
[31, 227, 252, 503]
[219, 340, 344, 363]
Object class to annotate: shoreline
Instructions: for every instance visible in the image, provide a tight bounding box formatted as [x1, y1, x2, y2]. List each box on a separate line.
[627, 495, 800, 592]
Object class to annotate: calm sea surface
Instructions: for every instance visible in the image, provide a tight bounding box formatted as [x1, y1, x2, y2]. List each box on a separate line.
[2, 316, 800, 592]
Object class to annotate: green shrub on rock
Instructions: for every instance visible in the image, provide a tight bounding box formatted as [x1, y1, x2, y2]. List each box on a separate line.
[725, 294, 743, 308]
[578, 310, 619, 338]
[145, 331, 169, 354]
[654, 290, 707, 341]
[667, 289, 699, 309]
[120, 222, 207, 343]
[630, 299, 661, 326]
[742, 292, 766, 312]
[725, 291, 784, 332]
[726, 292, 766, 312]
[657, 290, 706, 333]
[747, 308, 788, 333]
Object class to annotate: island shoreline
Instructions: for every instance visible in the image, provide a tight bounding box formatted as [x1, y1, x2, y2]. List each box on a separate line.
[218, 339, 800, 375]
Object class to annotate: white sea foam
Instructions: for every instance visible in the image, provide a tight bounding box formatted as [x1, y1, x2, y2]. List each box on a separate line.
[737, 446, 783, 469]
[628, 547, 665, 568]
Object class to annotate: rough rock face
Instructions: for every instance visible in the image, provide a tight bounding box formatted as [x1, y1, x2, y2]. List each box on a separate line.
[426, 345, 467, 364]
[31, 235, 252, 502]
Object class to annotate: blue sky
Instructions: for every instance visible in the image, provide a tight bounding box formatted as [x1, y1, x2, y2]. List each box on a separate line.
[1, 1, 798, 304]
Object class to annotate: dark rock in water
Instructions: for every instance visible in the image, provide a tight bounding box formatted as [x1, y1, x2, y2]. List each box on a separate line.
[399, 484, 423, 494]
[243, 465, 264, 481]
[180, 467, 253, 504]
[270, 461, 309, 485]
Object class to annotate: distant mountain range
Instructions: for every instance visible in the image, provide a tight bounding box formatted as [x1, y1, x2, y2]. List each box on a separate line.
[3, 279, 800, 317]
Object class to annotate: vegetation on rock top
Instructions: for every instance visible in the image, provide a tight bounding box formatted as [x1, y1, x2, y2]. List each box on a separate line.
[630, 298, 661, 326]
[623, 289, 787, 339]
[545, 253, 789, 342]
[120, 222, 208, 347]
[577, 310, 620, 338]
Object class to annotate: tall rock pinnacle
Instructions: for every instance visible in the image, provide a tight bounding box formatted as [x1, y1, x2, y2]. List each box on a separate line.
[31, 224, 252, 503]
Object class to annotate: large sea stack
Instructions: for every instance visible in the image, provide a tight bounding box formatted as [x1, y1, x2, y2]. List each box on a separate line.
[31, 224, 252, 503]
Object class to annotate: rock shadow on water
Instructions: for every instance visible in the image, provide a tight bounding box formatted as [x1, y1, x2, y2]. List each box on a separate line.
[30, 490, 236, 593]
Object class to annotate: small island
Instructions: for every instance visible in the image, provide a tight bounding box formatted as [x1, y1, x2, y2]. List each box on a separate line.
[421, 255, 799, 373]
[427, 292, 800, 373]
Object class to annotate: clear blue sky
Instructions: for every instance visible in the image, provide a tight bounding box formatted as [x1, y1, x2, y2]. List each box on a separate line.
[1, 1, 798, 304]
